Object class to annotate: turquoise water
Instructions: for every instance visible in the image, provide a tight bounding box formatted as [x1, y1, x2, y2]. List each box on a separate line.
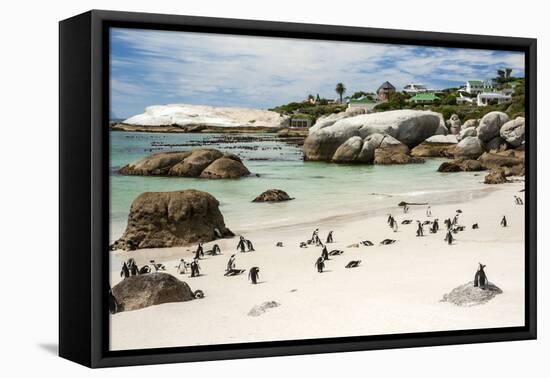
[110, 131, 485, 242]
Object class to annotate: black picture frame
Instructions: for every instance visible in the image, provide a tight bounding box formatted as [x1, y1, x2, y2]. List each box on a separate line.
[59, 9, 537, 368]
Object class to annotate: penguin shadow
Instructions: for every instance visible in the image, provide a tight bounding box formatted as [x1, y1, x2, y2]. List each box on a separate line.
[252, 280, 266, 285]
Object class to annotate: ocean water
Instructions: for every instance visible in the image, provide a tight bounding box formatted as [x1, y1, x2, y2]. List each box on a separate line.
[109, 131, 485, 242]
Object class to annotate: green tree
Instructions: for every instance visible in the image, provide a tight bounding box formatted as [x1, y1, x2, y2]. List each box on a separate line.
[335, 83, 346, 103]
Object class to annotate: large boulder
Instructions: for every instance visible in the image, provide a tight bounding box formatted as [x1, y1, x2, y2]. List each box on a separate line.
[478, 152, 524, 169]
[169, 149, 223, 177]
[332, 136, 364, 163]
[374, 136, 423, 164]
[253, 189, 293, 202]
[112, 273, 195, 312]
[485, 136, 507, 152]
[119, 151, 192, 176]
[454, 136, 484, 158]
[304, 110, 446, 161]
[200, 157, 251, 179]
[500, 117, 525, 147]
[110, 190, 234, 251]
[411, 134, 458, 157]
[119, 149, 250, 179]
[448, 114, 462, 135]
[457, 127, 477, 141]
[462, 119, 479, 129]
[477, 112, 510, 142]
[357, 133, 385, 163]
[438, 159, 484, 173]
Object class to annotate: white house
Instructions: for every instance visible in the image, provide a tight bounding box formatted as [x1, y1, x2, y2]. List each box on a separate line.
[403, 83, 432, 94]
[465, 80, 484, 94]
[477, 92, 512, 106]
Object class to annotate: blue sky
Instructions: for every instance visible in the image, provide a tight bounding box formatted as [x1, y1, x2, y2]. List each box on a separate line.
[110, 28, 525, 119]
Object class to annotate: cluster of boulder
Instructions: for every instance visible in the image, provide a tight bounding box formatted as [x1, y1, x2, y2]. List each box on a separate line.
[110, 190, 234, 251]
[119, 148, 250, 179]
[303, 109, 447, 164]
[416, 111, 525, 183]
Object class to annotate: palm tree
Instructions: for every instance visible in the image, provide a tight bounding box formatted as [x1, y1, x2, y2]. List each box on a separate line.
[335, 83, 346, 103]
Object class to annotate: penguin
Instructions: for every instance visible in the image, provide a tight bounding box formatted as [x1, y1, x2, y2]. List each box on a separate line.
[433, 219, 439, 232]
[128, 259, 139, 276]
[120, 262, 130, 279]
[108, 287, 119, 314]
[326, 231, 334, 244]
[380, 239, 396, 245]
[237, 236, 247, 252]
[422, 220, 431, 226]
[474, 263, 488, 289]
[393, 221, 398, 232]
[190, 259, 201, 277]
[246, 239, 255, 251]
[315, 257, 325, 273]
[416, 221, 424, 237]
[500, 216, 508, 227]
[138, 265, 151, 275]
[299, 242, 308, 248]
[194, 290, 205, 299]
[403, 204, 409, 214]
[276, 242, 283, 247]
[328, 249, 344, 256]
[226, 255, 236, 273]
[195, 243, 204, 259]
[345, 260, 361, 268]
[321, 246, 330, 260]
[213, 227, 222, 239]
[207, 244, 221, 255]
[360, 240, 374, 246]
[445, 230, 453, 245]
[401, 219, 413, 225]
[177, 259, 188, 274]
[387, 214, 393, 224]
[472, 223, 479, 229]
[248, 267, 260, 284]
[426, 206, 432, 217]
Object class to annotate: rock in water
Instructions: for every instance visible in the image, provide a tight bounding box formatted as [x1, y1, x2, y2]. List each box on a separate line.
[500, 116, 525, 147]
[304, 110, 446, 161]
[119, 148, 250, 179]
[200, 157, 251, 179]
[110, 190, 234, 250]
[441, 281, 503, 306]
[253, 189, 294, 202]
[112, 273, 195, 312]
[437, 159, 484, 173]
[453, 136, 484, 158]
[248, 301, 281, 317]
[477, 111, 510, 142]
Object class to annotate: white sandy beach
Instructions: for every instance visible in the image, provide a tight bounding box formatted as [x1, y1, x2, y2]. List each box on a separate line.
[109, 181, 525, 351]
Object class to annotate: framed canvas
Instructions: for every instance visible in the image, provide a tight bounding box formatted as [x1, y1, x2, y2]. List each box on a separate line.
[59, 10, 537, 368]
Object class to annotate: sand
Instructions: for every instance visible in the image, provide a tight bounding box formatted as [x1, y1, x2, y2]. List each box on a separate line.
[109, 181, 525, 351]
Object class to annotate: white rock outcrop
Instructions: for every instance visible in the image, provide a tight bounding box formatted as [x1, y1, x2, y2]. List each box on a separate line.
[123, 104, 288, 128]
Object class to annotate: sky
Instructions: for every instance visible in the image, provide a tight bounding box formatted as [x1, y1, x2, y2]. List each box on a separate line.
[110, 27, 525, 119]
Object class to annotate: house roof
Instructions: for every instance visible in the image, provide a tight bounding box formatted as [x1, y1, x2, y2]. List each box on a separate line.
[349, 97, 375, 104]
[409, 93, 439, 102]
[378, 81, 396, 91]
[467, 80, 484, 85]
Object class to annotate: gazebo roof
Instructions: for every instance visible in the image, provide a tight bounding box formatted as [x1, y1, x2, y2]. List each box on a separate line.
[378, 81, 396, 91]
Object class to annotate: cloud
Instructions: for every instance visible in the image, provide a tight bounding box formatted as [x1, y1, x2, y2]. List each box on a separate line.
[110, 28, 525, 118]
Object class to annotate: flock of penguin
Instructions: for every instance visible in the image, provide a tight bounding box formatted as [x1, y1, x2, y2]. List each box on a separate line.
[116, 194, 523, 305]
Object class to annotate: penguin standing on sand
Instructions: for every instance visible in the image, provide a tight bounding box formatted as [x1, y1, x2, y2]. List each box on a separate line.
[195, 243, 204, 259]
[177, 259, 188, 275]
[246, 239, 255, 251]
[315, 257, 325, 273]
[500, 216, 508, 227]
[426, 206, 432, 217]
[474, 263, 488, 289]
[237, 236, 247, 252]
[416, 221, 424, 237]
[248, 267, 260, 284]
[190, 258, 201, 277]
[226, 255, 236, 272]
[393, 221, 398, 232]
[326, 231, 334, 244]
[120, 262, 130, 279]
[387, 214, 392, 224]
[445, 230, 453, 245]
[321, 245, 330, 260]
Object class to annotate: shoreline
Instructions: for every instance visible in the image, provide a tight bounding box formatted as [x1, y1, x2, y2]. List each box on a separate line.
[110, 123, 284, 134]
[110, 181, 525, 351]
